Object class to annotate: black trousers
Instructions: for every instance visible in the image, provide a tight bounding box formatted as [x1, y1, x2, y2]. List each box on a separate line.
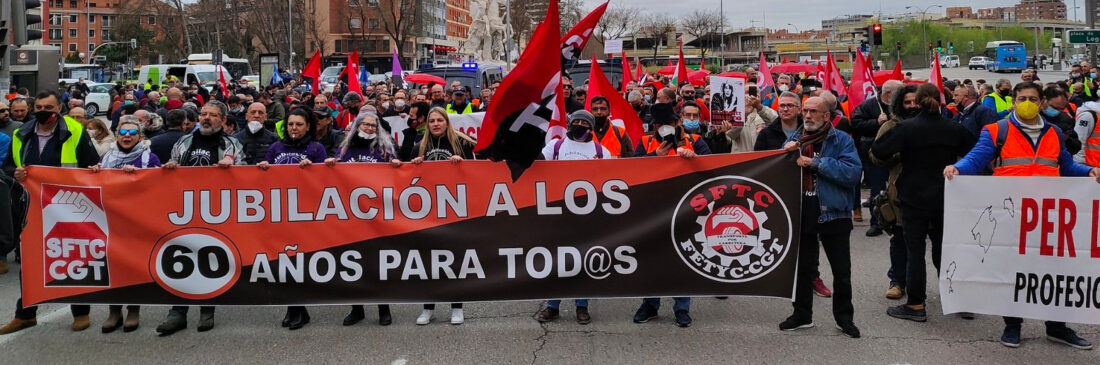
[792, 229, 854, 323]
[888, 226, 908, 287]
[15, 298, 89, 320]
[169, 306, 215, 315]
[1003, 317, 1067, 331]
[424, 303, 462, 309]
[902, 209, 943, 306]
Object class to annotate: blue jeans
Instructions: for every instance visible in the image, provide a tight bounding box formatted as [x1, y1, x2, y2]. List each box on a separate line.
[546, 299, 589, 309]
[642, 297, 691, 312]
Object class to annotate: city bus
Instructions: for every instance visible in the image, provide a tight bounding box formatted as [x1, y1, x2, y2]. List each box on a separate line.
[984, 41, 1026, 73]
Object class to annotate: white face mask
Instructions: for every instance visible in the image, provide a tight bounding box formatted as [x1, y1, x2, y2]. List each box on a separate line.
[394, 99, 406, 108]
[778, 84, 790, 92]
[657, 125, 675, 138]
[247, 120, 263, 133]
[382, 102, 391, 110]
[358, 131, 376, 139]
[87, 130, 97, 138]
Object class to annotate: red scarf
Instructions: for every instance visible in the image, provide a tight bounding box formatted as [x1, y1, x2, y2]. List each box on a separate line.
[799, 122, 831, 193]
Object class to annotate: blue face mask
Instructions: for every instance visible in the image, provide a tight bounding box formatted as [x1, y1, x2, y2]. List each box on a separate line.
[1042, 107, 1060, 117]
[124, 100, 135, 106]
[683, 120, 700, 130]
[1092, 73, 1097, 79]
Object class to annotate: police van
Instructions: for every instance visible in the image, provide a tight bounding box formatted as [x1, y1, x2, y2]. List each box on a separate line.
[414, 63, 504, 96]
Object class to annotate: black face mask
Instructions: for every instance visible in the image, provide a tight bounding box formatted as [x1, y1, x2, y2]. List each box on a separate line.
[348, 105, 360, 114]
[999, 89, 1011, 97]
[901, 107, 921, 119]
[33, 111, 58, 124]
[593, 116, 609, 126]
[567, 124, 591, 140]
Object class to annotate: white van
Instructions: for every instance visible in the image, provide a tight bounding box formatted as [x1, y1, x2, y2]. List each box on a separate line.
[940, 55, 960, 68]
[138, 64, 232, 87]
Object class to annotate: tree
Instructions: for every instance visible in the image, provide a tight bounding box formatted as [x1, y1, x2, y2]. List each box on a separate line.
[295, 0, 329, 56]
[644, 13, 677, 61]
[366, 0, 422, 67]
[506, 0, 535, 52]
[559, 0, 586, 36]
[594, 4, 640, 43]
[241, 0, 297, 67]
[115, 0, 179, 63]
[65, 51, 83, 64]
[679, 10, 725, 59]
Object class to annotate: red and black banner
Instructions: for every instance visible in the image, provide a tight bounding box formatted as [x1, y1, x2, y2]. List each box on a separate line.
[21, 151, 801, 306]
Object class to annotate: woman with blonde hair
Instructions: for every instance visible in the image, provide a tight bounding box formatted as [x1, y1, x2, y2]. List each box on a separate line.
[83, 118, 116, 156]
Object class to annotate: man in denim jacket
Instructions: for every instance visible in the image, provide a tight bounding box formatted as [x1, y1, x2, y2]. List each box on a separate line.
[778, 96, 863, 338]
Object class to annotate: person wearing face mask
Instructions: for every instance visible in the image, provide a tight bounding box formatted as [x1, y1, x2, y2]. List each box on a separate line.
[0, 100, 22, 138]
[777, 96, 862, 339]
[627, 91, 653, 127]
[1040, 87, 1082, 156]
[587, 96, 634, 158]
[851, 80, 904, 238]
[227, 95, 247, 131]
[1073, 94, 1100, 166]
[947, 82, 1099, 350]
[148, 109, 188, 162]
[312, 106, 346, 156]
[233, 102, 280, 165]
[982, 79, 1014, 119]
[872, 84, 975, 324]
[446, 89, 473, 114]
[952, 85, 999, 141]
[398, 101, 431, 161]
[681, 102, 730, 153]
[633, 102, 710, 158]
[1, 90, 100, 335]
[868, 85, 918, 302]
[382, 91, 409, 119]
[336, 92, 364, 130]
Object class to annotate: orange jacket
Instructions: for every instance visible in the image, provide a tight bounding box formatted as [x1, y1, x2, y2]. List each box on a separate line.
[988, 122, 1061, 177]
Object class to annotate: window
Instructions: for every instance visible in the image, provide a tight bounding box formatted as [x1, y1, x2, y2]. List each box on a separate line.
[368, 18, 379, 29]
[69, 15, 78, 23]
[70, 0, 77, 8]
[89, 29, 95, 38]
[69, 43, 77, 52]
[102, 29, 110, 40]
[148, 16, 156, 25]
[69, 29, 77, 38]
[88, 14, 95, 23]
[89, 43, 96, 52]
[349, 18, 362, 29]
[50, 29, 63, 40]
[103, 15, 114, 27]
[50, 15, 61, 26]
[350, 0, 360, 6]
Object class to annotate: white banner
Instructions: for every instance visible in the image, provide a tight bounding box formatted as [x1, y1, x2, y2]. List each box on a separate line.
[941, 176, 1100, 325]
[385, 112, 485, 147]
[604, 39, 623, 54]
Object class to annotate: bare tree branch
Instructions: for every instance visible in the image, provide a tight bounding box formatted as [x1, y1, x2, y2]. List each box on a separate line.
[594, 4, 639, 42]
[679, 10, 725, 59]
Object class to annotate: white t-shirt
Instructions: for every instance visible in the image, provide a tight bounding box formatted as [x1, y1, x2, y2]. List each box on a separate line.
[541, 138, 613, 160]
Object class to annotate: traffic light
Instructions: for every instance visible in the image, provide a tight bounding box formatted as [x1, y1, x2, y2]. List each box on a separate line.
[928, 42, 933, 50]
[896, 41, 902, 50]
[1, 4, 9, 70]
[871, 23, 883, 45]
[949, 42, 954, 51]
[12, 0, 43, 45]
[936, 40, 943, 52]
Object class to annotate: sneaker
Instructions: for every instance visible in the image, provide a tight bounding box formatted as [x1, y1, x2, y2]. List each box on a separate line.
[836, 322, 861, 338]
[865, 226, 884, 237]
[957, 312, 975, 320]
[885, 285, 904, 300]
[779, 316, 814, 331]
[197, 310, 215, 332]
[1001, 327, 1021, 348]
[343, 306, 365, 326]
[674, 310, 692, 328]
[536, 307, 560, 323]
[155, 312, 187, 336]
[632, 304, 658, 324]
[575, 307, 591, 325]
[812, 277, 832, 298]
[416, 309, 433, 325]
[886, 305, 927, 322]
[1047, 328, 1093, 350]
[450, 308, 464, 325]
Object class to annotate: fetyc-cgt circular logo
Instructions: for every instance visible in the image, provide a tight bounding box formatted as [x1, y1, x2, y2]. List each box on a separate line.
[671, 176, 793, 283]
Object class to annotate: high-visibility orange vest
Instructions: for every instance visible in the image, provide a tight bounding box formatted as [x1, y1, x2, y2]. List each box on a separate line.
[596, 125, 626, 157]
[641, 134, 700, 155]
[1084, 118, 1100, 167]
[1065, 103, 1078, 115]
[987, 121, 1061, 177]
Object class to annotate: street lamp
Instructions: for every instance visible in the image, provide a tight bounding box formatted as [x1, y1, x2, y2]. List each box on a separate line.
[787, 23, 801, 34]
[906, 4, 943, 62]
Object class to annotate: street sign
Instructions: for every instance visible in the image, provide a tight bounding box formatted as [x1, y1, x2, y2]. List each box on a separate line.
[1068, 30, 1100, 44]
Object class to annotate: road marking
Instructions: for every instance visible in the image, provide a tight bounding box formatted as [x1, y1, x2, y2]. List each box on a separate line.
[391, 358, 408, 365]
[0, 305, 72, 346]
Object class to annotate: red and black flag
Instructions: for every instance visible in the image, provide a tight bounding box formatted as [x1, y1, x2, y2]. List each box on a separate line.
[475, 0, 565, 181]
[560, 1, 608, 67]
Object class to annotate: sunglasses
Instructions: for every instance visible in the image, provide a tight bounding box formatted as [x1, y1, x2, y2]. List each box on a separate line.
[118, 129, 140, 136]
[0, 109, 8, 113]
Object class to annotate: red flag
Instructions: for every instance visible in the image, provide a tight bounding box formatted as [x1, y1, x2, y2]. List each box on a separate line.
[620, 51, 633, 93]
[930, 52, 946, 104]
[346, 50, 361, 93]
[825, 51, 847, 96]
[217, 65, 229, 99]
[583, 55, 644, 145]
[635, 58, 646, 83]
[757, 52, 775, 94]
[475, 0, 565, 181]
[848, 51, 877, 109]
[672, 38, 690, 85]
[560, 1, 608, 63]
[699, 56, 706, 71]
[302, 50, 322, 96]
[890, 58, 904, 81]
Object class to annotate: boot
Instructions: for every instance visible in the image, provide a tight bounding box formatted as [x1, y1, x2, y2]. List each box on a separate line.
[0, 260, 8, 274]
[281, 307, 293, 328]
[343, 305, 364, 326]
[71, 315, 90, 332]
[378, 305, 392, 326]
[0, 318, 37, 335]
[123, 307, 140, 332]
[101, 308, 123, 333]
[288, 307, 310, 330]
[155, 312, 186, 336]
[197, 307, 215, 332]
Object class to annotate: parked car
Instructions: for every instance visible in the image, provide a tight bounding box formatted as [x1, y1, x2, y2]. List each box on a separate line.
[968, 56, 991, 70]
[940, 55, 960, 68]
[83, 82, 113, 116]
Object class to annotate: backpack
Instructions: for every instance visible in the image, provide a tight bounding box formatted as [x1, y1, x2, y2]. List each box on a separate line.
[552, 138, 604, 160]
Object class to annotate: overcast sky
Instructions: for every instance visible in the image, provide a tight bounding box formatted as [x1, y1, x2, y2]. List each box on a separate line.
[583, 0, 1083, 32]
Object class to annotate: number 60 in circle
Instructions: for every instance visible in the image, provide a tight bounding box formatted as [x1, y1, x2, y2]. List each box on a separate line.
[149, 228, 242, 300]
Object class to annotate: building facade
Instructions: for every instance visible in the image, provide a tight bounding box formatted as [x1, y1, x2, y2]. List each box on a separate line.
[42, 0, 125, 62]
[1015, 0, 1067, 20]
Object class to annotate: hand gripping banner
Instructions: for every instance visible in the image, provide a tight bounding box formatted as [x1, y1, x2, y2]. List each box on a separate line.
[21, 151, 801, 306]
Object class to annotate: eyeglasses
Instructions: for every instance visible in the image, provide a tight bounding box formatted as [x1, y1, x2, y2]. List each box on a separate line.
[118, 129, 140, 136]
[778, 103, 799, 109]
[363, 123, 378, 128]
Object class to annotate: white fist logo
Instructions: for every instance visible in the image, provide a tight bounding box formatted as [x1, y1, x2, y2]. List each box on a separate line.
[43, 190, 109, 235]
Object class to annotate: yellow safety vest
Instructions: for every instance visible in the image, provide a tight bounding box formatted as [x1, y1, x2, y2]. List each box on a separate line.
[12, 116, 85, 168]
[989, 93, 1013, 114]
[275, 120, 285, 139]
[446, 103, 473, 114]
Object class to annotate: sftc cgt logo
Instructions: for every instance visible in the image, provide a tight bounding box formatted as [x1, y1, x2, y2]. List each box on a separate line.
[671, 176, 793, 283]
[41, 185, 111, 287]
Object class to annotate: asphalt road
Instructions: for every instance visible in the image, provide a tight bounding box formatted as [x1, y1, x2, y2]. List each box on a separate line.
[0, 215, 1096, 365]
[901, 66, 1068, 85]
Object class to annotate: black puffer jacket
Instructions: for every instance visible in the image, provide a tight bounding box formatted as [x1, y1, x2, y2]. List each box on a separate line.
[753, 115, 802, 151]
[233, 128, 280, 165]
